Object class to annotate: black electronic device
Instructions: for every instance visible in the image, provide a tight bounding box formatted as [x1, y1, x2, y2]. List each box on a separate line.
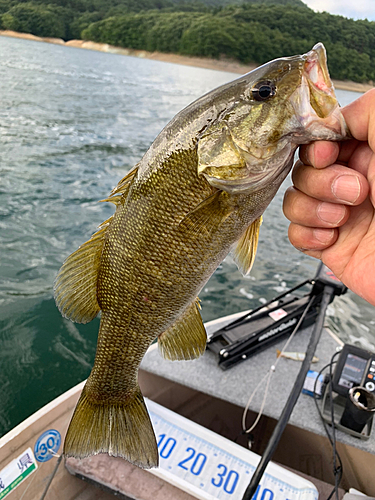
[321, 343, 375, 439]
[207, 263, 346, 370]
[332, 344, 375, 397]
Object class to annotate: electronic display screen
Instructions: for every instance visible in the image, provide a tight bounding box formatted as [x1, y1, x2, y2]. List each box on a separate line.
[338, 353, 367, 389]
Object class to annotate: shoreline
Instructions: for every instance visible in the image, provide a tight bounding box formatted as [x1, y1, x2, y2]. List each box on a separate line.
[1, 29, 374, 93]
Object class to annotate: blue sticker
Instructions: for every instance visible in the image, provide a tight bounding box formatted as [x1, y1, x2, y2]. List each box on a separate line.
[34, 429, 61, 462]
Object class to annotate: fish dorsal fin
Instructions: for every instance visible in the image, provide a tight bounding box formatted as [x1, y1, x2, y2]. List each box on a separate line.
[54, 217, 113, 323]
[232, 216, 262, 276]
[158, 298, 207, 361]
[55, 165, 139, 322]
[100, 164, 139, 206]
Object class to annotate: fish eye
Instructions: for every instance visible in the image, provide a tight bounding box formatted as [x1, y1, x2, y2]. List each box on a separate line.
[252, 81, 276, 101]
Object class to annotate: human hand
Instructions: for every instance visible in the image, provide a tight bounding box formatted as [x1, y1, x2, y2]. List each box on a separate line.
[283, 89, 375, 306]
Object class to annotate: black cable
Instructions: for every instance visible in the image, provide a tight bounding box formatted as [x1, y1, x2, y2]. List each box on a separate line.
[222, 279, 312, 331]
[241, 285, 335, 500]
[39, 454, 63, 500]
[313, 359, 338, 446]
[313, 351, 343, 500]
[329, 354, 340, 500]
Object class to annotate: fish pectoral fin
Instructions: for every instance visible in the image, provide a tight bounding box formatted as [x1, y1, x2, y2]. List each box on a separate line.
[100, 164, 139, 205]
[179, 190, 233, 238]
[231, 216, 262, 276]
[64, 384, 158, 469]
[54, 216, 113, 323]
[158, 298, 207, 361]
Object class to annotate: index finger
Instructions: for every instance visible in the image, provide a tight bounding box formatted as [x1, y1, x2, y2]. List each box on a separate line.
[300, 88, 375, 169]
[299, 141, 339, 169]
[342, 88, 375, 149]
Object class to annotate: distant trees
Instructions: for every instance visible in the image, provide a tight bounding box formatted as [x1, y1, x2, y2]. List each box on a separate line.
[1, 3, 68, 38]
[1, 0, 374, 83]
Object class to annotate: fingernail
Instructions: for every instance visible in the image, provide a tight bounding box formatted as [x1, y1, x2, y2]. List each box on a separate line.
[301, 144, 314, 166]
[332, 175, 360, 203]
[317, 202, 346, 225]
[313, 228, 335, 244]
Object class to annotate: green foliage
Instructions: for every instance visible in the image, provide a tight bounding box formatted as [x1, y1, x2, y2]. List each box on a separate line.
[146, 12, 201, 52]
[1, 0, 374, 83]
[180, 14, 239, 57]
[82, 12, 156, 47]
[0, 0, 12, 16]
[242, 0, 306, 5]
[1, 2, 67, 38]
[69, 10, 101, 38]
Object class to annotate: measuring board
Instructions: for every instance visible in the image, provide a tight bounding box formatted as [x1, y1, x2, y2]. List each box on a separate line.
[146, 399, 318, 500]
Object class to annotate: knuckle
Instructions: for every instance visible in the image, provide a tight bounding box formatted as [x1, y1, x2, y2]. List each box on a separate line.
[283, 188, 300, 221]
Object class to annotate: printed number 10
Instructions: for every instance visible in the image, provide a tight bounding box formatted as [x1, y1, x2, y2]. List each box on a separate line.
[157, 434, 177, 459]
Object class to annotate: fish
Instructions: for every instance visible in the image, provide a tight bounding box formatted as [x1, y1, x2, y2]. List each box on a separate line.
[276, 350, 319, 363]
[54, 43, 347, 469]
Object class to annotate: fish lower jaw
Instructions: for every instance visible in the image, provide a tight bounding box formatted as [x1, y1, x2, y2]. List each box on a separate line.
[290, 75, 348, 142]
[296, 109, 348, 142]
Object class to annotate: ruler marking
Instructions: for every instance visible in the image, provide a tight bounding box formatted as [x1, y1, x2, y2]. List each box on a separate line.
[149, 405, 317, 500]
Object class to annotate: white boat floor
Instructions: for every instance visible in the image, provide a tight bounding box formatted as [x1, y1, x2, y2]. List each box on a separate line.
[1, 315, 371, 499]
[0, 368, 345, 500]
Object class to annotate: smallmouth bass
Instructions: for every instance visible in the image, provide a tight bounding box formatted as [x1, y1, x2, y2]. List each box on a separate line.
[54, 43, 347, 468]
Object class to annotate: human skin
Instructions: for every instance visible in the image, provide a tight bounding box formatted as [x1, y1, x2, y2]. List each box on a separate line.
[283, 89, 375, 306]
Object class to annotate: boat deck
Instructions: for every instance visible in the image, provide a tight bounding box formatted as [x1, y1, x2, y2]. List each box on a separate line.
[1, 312, 374, 499]
[140, 316, 375, 495]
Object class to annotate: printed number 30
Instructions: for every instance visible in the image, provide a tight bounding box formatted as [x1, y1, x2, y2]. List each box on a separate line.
[211, 464, 239, 494]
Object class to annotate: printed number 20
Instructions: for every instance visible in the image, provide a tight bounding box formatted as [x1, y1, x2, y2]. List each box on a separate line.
[211, 464, 239, 494]
[178, 447, 207, 476]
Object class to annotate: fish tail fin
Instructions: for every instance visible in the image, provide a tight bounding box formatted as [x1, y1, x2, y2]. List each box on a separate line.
[64, 384, 158, 469]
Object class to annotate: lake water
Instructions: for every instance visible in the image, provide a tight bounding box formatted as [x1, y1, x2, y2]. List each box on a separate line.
[0, 36, 374, 437]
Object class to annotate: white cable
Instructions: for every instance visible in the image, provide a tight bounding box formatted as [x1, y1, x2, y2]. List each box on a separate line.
[19, 464, 41, 500]
[242, 295, 315, 435]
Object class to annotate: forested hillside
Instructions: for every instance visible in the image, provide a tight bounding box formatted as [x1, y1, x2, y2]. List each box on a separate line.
[1, 0, 374, 82]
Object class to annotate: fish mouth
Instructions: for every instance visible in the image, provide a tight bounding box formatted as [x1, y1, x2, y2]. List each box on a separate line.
[290, 43, 348, 141]
[305, 43, 333, 96]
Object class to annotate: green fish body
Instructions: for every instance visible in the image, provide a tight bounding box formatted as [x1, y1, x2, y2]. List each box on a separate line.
[54, 43, 347, 468]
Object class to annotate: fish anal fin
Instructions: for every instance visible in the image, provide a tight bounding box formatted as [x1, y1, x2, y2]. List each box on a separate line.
[158, 298, 207, 361]
[64, 384, 158, 469]
[54, 216, 113, 324]
[232, 216, 262, 275]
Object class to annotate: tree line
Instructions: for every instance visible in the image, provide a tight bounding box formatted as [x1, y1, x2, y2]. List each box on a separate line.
[1, 0, 374, 83]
